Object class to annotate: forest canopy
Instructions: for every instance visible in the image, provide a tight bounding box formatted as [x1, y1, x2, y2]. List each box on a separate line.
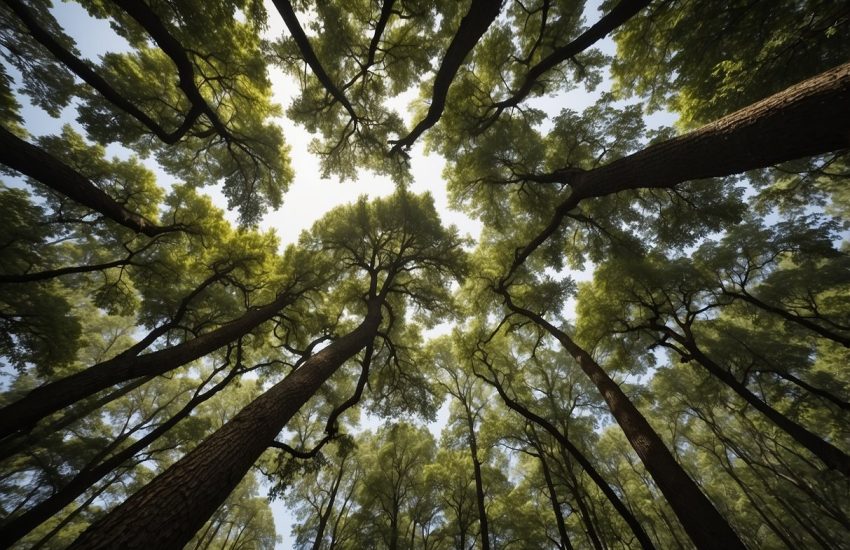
[0, 0, 849, 548]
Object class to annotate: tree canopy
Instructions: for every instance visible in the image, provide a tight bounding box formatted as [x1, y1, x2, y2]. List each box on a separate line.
[1, 0, 849, 548]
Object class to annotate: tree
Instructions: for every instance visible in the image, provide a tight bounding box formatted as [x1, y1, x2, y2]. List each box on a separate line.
[2, 1, 850, 548]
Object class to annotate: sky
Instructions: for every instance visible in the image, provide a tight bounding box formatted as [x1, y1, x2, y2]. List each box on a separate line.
[7, 0, 673, 547]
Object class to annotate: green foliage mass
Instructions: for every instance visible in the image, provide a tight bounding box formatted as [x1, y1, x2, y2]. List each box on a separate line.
[1, 1, 849, 549]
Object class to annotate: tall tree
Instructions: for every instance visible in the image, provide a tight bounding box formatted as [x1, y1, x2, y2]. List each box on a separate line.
[66, 191, 466, 548]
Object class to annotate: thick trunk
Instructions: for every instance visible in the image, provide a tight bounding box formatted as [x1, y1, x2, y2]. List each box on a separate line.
[670, 329, 850, 476]
[67, 306, 381, 549]
[0, 127, 176, 237]
[508, 61, 850, 276]
[465, 413, 491, 550]
[499, 292, 744, 549]
[0, 292, 295, 441]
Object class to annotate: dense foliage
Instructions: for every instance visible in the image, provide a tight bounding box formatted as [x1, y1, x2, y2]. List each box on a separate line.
[1, 0, 849, 548]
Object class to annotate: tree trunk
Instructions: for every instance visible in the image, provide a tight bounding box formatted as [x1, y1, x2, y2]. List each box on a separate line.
[725, 289, 850, 348]
[0, 291, 296, 440]
[0, 376, 152, 461]
[4, 0, 199, 144]
[508, 61, 850, 275]
[390, 0, 502, 152]
[311, 458, 346, 550]
[67, 304, 382, 549]
[773, 371, 850, 412]
[563, 462, 604, 550]
[667, 327, 850, 476]
[498, 290, 744, 549]
[0, 126, 177, 237]
[464, 409, 491, 550]
[536, 448, 574, 550]
[482, 362, 656, 550]
[0, 366, 241, 547]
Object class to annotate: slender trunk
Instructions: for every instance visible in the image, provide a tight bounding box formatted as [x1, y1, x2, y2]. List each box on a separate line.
[537, 450, 574, 550]
[0, 376, 152, 461]
[0, 126, 177, 236]
[563, 464, 604, 550]
[311, 459, 346, 550]
[389, 512, 399, 550]
[716, 455, 797, 549]
[3, 0, 200, 143]
[391, 0, 502, 152]
[668, 327, 850, 476]
[464, 410, 491, 550]
[482, 366, 656, 550]
[494, 0, 651, 111]
[66, 305, 381, 549]
[28, 479, 112, 550]
[0, 366, 241, 546]
[726, 290, 850, 347]
[773, 371, 850, 412]
[271, 0, 357, 120]
[0, 292, 295, 440]
[498, 291, 744, 549]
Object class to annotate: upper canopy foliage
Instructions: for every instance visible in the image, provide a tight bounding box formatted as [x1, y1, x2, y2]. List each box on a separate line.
[1, 0, 849, 548]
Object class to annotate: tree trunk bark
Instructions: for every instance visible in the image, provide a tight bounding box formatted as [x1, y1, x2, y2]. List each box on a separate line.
[0, 126, 177, 237]
[0, 292, 296, 440]
[498, 291, 744, 549]
[508, 61, 850, 275]
[67, 304, 381, 549]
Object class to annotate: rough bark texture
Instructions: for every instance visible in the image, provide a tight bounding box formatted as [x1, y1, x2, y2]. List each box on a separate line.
[0, 292, 295, 440]
[0, 127, 175, 237]
[507, 61, 850, 277]
[67, 306, 381, 549]
[498, 292, 745, 550]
